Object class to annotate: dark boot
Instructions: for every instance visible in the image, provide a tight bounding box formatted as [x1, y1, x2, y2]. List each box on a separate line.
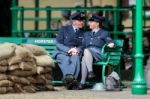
[77, 83, 85, 90]
[64, 74, 78, 90]
[88, 71, 95, 79]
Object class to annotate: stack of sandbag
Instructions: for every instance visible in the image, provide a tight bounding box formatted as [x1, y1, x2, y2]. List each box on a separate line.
[0, 43, 16, 94]
[0, 43, 55, 94]
[23, 44, 55, 91]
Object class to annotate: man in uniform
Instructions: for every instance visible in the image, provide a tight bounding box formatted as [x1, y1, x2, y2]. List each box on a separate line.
[54, 12, 85, 90]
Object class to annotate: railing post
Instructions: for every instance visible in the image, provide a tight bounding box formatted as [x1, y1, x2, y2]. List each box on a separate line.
[131, 6, 136, 80]
[84, 0, 87, 31]
[131, 0, 147, 95]
[11, 0, 18, 37]
[46, 6, 51, 37]
[35, 0, 39, 31]
[20, 7, 24, 37]
[117, 0, 121, 25]
[113, 7, 118, 38]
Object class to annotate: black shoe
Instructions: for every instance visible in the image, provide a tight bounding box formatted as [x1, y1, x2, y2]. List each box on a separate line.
[88, 71, 95, 79]
[77, 83, 85, 90]
[71, 80, 79, 90]
[64, 74, 77, 90]
[67, 79, 79, 90]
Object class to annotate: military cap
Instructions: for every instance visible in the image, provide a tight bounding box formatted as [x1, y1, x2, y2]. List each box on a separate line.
[89, 15, 105, 24]
[70, 12, 85, 20]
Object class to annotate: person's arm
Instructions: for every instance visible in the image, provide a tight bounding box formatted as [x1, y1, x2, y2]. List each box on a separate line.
[56, 27, 70, 53]
[104, 32, 115, 48]
[56, 27, 79, 55]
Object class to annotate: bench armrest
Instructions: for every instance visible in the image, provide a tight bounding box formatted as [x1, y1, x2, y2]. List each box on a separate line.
[101, 44, 108, 61]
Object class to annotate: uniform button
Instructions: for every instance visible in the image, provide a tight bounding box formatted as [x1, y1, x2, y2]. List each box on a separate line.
[91, 38, 93, 40]
[90, 42, 92, 44]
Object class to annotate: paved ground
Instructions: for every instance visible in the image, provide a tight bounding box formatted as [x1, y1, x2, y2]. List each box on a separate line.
[0, 86, 150, 99]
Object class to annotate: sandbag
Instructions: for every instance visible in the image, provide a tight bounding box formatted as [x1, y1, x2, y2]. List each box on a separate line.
[19, 62, 36, 71]
[0, 87, 7, 94]
[23, 85, 36, 93]
[15, 46, 34, 59]
[0, 87, 14, 94]
[9, 70, 36, 77]
[45, 84, 54, 91]
[8, 56, 22, 65]
[42, 73, 53, 80]
[35, 55, 55, 67]
[27, 77, 37, 84]
[22, 44, 48, 56]
[19, 77, 31, 85]
[8, 76, 30, 85]
[0, 60, 8, 66]
[0, 43, 16, 60]
[0, 74, 8, 80]
[6, 87, 15, 93]
[0, 80, 14, 87]
[23, 56, 36, 62]
[37, 66, 52, 74]
[36, 84, 54, 91]
[34, 75, 46, 84]
[36, 66, 44, 74]
[8, 75, 20, 83]
[8, 64, 20, 71]
[0, 66, 7, 73]
[14, 83, 24, 93]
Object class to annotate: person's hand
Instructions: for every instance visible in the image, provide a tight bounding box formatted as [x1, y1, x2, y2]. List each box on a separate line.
[68, 48, 79, 55]
[71, 51, 78, 55]
[68, 48, 77, 54]
[107, 43, 115, 48]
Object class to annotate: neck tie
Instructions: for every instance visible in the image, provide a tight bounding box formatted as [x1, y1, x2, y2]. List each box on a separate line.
[92, 31, 95, 35]
[75, 29, 78, 32]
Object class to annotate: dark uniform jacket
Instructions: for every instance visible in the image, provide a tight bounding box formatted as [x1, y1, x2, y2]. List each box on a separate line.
[82, 29, 113, 61]
[53, 25, 84, 58]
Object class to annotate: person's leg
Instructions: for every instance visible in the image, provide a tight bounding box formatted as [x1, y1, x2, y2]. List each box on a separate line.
[80, 56, 88, 84]
[77, 56, 88, 89]
[70, 55, 80, 79]
[84, 49, 93, 72]
[57, 54, 81, 89]
[56, 54, 72, 79]
[83, 49, 95, 79]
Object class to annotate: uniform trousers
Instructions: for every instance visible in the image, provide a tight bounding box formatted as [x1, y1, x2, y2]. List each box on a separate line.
[80, 49, 93, 84]
[56, 54, 80, 79]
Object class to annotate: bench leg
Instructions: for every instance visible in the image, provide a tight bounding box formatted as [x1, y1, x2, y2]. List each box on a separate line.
[102, 65, 107, 84]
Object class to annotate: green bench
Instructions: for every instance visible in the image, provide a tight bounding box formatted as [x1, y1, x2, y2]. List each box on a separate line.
[94, 39, 124, 83]
[0, 37, 124, 85]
